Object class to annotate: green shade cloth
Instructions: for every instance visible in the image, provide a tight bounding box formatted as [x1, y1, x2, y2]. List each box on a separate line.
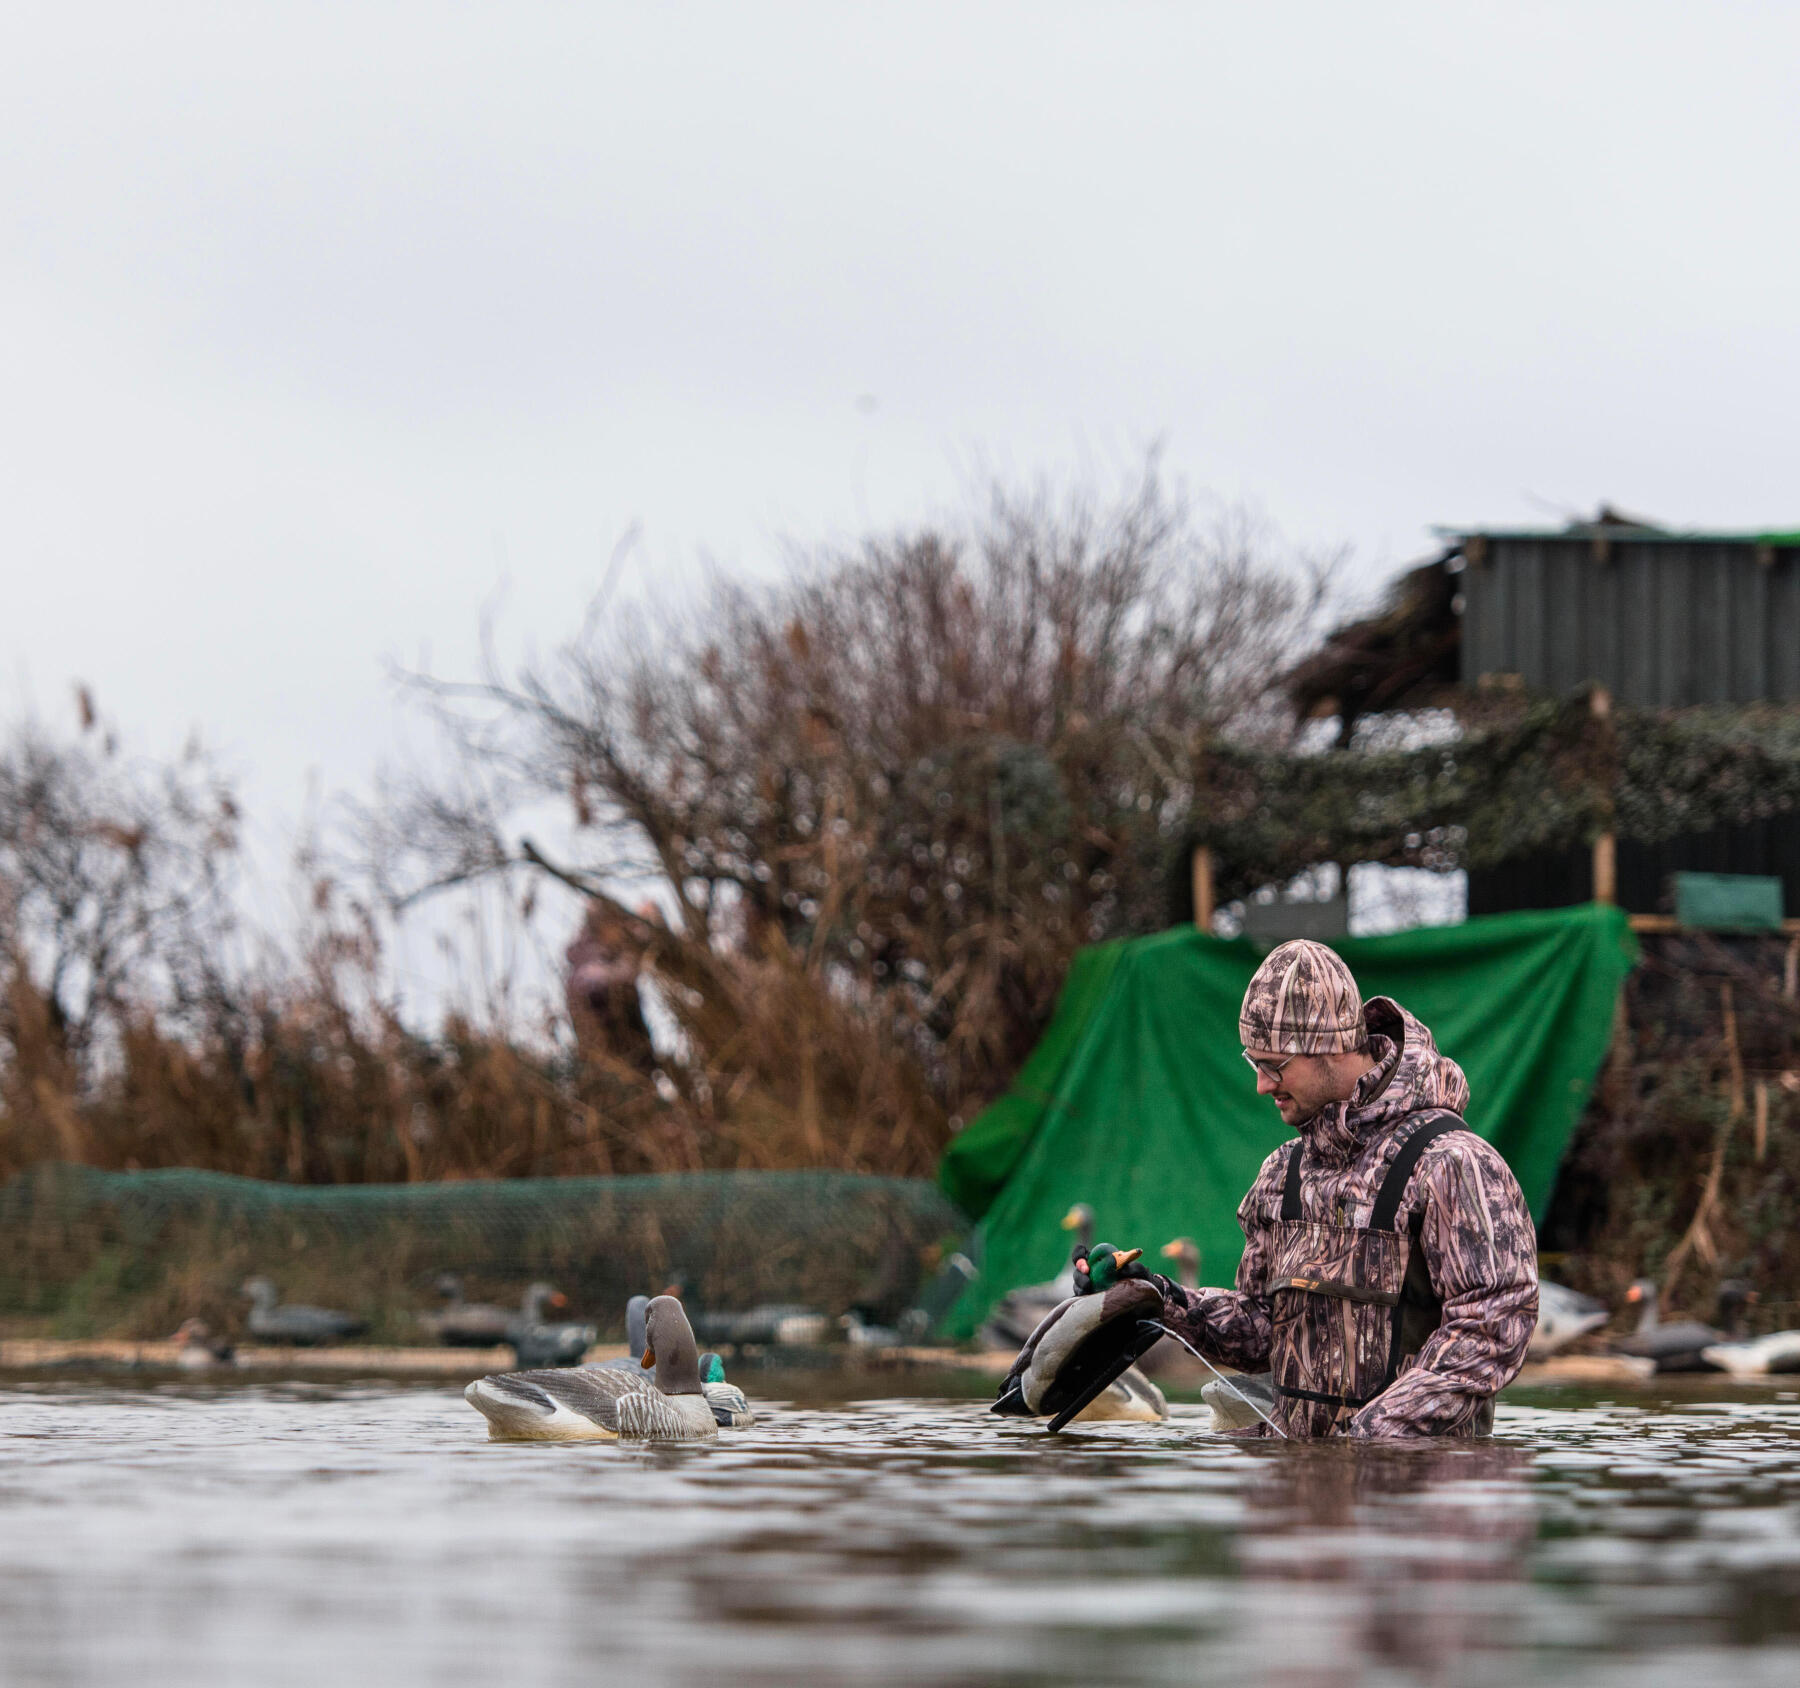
[940, 903, 1636, 1338]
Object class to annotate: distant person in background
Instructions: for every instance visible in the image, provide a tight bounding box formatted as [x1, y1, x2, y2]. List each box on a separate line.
[1098, 939, 1537, 1437]
[564, 907, 656, 1075]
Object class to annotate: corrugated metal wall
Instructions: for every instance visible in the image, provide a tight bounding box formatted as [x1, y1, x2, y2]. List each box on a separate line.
[1461, 538, 1800, 705]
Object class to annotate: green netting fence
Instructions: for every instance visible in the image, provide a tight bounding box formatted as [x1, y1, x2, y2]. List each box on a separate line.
[0, 1164, 970, 1342]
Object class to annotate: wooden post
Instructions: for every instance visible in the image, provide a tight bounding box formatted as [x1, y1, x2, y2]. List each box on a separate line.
[1192, 845, 1215, 934]
[1591, 686, 1616, 905]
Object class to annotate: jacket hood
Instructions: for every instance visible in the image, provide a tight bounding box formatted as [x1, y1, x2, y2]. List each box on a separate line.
[1298, 996, 1469, 1165]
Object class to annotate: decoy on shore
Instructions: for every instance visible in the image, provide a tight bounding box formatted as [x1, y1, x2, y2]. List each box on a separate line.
[978, 1203, 1096, 1351]
[418, 1274, 514, 1347]
[465, 1296, 719, 1441]
[693, 1303, 829, 1349]
[1527, 1280, 1613, 1359]
[991, 1244, 1168, 1425]
[240, 1278, 368, 1346]
[172, 1318, 235, 1370]
[840, 1310, 905, 1349]
[506, 1282, 596, 1368]
[1701, 1326, 1800, 1376]
[1610, 1278, 1753, 1372]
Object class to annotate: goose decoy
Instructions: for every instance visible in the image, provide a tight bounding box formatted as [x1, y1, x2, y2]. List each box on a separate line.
[978, 1203, 1096, 1351]
[172, 1318, 235, 1370]
[240, 1278, 368, 1346]
[991, 1245, 1168, 1426]
[465, 1295, 718, 1441]
[506, 1282, 596, 1368]
[840, 1310, 904, 1349]
[1527, 1280, 1612, 1359]
[1138, 1237, 1214, 1383]
[696, 1352, 755, 1427]
[588, 1295, 653, 1373]
[693, 1303, 829, 1349]
[1701, 1323, 1800, 1376]
[1201, 1371, 1278, 1432]
[418, 1273, 514, 1347]
[1610, 1278, 1752, 1372]
[896, 1251, 977, 1342]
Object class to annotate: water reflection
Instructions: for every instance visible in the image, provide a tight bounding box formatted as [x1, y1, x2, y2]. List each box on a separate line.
[1236, 1440, 1535, 1686]
[0, 1380, 1796, 1687]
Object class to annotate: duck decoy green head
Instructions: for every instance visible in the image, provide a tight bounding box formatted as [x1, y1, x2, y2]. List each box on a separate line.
[698, 1352, 727, 1386]
[1079, 1245, 1143, 1291]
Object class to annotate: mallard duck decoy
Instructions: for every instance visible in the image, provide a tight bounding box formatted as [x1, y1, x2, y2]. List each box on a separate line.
[240, 1278, 368, 1346]
[172, 1318, 235, 1370]
[506, 1282, 596, 1368]
[465, 1295, 718, 1441]
[1527, 1280, 1612, 1359]
[991, 1245, 1168, 1425]
[1611, 1278, 1751, 1371]
[418, 1273, 514, 1347]
[696, 1352, 755, 1426]
[978, 1203, 1096, 1351]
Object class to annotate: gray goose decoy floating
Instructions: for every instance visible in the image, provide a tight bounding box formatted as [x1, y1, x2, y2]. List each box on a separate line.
[240, 1278, 368, 1346]
[466, 1295, 719, 1441]
[418, 1273, 514, 1347]
[506, 1282, 596, 1368]
[589, 1296, 754, 1424]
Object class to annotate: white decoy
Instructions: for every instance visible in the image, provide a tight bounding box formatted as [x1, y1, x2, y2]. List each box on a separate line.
[1700, 1329, 1800, 1376]
[1527, 1280, 1612, 1359]
[466, 1296, 718, 1441]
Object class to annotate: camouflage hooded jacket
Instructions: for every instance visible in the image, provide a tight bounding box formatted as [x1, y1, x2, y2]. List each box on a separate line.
[1154, 997, 1538, 1438]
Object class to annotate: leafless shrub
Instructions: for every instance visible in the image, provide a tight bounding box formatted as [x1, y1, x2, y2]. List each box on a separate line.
[391, 466, 1333, 1152]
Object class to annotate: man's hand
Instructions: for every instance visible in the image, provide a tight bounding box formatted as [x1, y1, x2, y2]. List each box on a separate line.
[1072, 1242, 1151, 1294]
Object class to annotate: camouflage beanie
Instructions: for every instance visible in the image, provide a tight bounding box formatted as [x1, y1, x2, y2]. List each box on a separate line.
[1239, 939, 1365, 1054]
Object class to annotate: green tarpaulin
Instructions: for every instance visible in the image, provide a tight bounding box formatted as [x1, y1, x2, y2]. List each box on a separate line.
[940, 903, 1636, 1338]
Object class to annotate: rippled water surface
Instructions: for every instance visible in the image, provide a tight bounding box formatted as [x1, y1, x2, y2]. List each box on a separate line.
[2, 1374, 1799, 1686]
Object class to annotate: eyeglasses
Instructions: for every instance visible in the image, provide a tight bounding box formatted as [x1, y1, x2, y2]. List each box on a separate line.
[1242, 1050, 1300, 1083]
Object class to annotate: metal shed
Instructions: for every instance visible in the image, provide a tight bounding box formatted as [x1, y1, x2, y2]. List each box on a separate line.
[1447, 514, 1800, 917]
[1454, 518, 1800, 705]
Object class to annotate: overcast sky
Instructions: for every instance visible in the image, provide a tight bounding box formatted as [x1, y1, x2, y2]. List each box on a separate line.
[5, 3, 1799, 981]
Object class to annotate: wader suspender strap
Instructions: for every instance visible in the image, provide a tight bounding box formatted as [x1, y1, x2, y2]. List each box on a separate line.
[1273, 1113, 1466, 1415]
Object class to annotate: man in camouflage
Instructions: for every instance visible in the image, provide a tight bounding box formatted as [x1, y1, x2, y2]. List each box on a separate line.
[1102, 939, 1537, 1438]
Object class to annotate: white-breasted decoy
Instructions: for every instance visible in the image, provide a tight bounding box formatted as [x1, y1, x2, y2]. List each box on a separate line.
[466, 1295, 718, 1441]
